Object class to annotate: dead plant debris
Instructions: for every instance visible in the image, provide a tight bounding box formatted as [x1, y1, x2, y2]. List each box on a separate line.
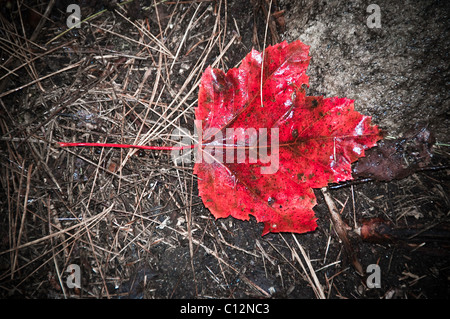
[0, 0, 449, 299]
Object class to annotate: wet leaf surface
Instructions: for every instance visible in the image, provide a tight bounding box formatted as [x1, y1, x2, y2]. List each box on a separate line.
[194, 41, 382, 235]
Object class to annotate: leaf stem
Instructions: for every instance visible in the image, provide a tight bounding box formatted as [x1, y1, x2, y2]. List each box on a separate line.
[58, 142, 195, 151]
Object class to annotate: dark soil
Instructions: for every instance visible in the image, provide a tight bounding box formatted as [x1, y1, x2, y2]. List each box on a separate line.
[0, 0, 449, 300]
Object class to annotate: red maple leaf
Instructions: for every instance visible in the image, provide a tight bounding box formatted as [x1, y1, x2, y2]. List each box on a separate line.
[194, 40, 381, 235]
[59, 40, 381, 236]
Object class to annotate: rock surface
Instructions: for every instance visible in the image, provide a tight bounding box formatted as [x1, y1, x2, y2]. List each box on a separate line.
[282, 0, 449, 141]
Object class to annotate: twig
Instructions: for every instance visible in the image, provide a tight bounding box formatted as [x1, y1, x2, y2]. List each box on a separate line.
[0, 204, 113, 256]
[292, 234, 326, 299]
[260, 0, 272, 109]
[0, 60, 82, 98]
[30, 0, 55, 42]
[321, 187, 364, 275]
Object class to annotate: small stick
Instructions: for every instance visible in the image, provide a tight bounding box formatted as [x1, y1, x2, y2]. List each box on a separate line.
[30, 0, 55, 42]
[292, 234, 326, 299]
[321, 187, 364, 276]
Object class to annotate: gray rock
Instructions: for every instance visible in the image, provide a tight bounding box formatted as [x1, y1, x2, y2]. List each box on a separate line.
[282, 0, 449, 141]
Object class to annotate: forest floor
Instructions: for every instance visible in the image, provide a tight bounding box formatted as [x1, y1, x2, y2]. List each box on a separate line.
[0, 0, 449, 299]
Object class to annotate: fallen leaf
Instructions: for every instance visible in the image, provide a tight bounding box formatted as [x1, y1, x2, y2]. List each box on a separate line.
[353, 124, 435, 181]
[58, 40, 382, 236]
[194, 40, 381, 235]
